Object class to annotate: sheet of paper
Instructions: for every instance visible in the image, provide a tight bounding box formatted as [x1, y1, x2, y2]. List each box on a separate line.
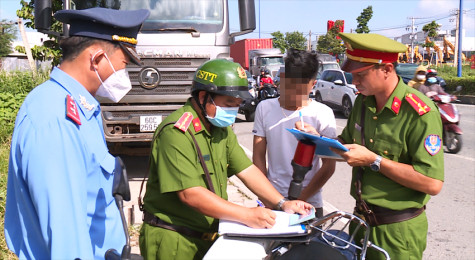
[289, 207, 316, 226]
[219, 211, 306, 236]
[286, 128, 349, 159]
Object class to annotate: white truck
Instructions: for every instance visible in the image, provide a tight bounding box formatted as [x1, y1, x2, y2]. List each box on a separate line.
[35, 0, 256, 154]
[249, 48, 284, 78]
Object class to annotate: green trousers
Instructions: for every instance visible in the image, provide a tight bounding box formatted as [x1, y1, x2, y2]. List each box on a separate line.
[351, 211, 428, 260]
[139, 223, 214, 260]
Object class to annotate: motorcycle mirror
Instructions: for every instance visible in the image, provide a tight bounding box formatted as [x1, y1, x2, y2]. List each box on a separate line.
[112, 157, 131, 202]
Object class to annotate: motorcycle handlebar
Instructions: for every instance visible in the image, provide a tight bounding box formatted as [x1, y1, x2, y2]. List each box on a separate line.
[105, 249, 121, 260]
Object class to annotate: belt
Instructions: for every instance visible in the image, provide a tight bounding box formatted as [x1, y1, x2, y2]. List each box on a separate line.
[355, 203, 426, 226]
[143, 211, 218, 241]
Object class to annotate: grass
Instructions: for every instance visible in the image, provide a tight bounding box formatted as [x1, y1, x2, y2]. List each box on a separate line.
[0, 70, 48, 259]
[1, 138, 17, 259]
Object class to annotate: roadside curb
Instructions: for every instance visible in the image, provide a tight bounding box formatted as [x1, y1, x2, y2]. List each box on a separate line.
[458, 95, 475, 105]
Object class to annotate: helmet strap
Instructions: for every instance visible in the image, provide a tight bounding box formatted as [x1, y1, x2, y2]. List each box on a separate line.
[195, 91, 211, 121]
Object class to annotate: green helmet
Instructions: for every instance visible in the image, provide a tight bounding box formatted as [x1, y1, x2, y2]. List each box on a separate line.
[192, 59, 251, 99]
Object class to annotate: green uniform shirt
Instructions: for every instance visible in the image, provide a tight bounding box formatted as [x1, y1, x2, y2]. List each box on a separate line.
[143, 99, 252, 233]
[339, 79, 444, 210]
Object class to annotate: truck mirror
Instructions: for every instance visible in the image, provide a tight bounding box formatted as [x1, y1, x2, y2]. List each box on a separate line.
[34, 0, 52, 32]
[238, 0, 256, 32]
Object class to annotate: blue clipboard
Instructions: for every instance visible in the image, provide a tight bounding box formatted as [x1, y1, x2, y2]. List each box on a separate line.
[286, 128, 348, 159]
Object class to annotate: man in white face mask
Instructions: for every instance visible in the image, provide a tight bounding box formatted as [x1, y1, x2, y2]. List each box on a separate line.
[5, 7, 149, 259]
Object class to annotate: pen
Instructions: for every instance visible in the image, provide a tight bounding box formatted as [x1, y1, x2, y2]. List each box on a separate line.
[256, 200, 265, 207]
[299, 111, 305, 131]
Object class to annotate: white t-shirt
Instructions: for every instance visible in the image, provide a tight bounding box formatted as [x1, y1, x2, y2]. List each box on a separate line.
[252, 98, 337, 207]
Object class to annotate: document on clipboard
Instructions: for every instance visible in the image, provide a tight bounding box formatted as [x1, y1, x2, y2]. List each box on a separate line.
[286, 128, 349, 159]
[218, 211, 310, 238]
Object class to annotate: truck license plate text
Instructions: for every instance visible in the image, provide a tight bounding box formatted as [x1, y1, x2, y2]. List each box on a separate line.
[140, 116, 162, 132]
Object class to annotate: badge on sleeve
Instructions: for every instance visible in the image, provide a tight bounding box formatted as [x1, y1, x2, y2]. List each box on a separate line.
[66, 95, 81, 125]
[424, 134, 441, 156]
[174, 112, 193, 132]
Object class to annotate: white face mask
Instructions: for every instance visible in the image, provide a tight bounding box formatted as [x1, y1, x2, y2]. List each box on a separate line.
[92, 52, 132, 103]
[416, 75, 426, 81]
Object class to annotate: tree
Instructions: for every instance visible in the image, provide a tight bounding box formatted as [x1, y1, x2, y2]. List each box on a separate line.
[316, 20, 345, 56]
[355, 6, 373, 34]
[16, 0, 121, 67]
[0, 20, 17, 57]
[422, 20, 441, 48]
[271, 31, 306, 53]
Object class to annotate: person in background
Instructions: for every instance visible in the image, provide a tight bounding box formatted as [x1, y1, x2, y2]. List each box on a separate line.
[300, 33, 444, 259]
[257, 67, 266, 83]
[253, 48, 336, 218]
[418, 69, 449, 97]
[259, 68, 275, 87]
[407, 65, 427, 89]
[139, 59, 313, 260]
[4, 8, 149, 259]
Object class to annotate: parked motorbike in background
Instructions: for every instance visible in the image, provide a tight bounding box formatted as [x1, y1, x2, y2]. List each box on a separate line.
[428, 86, 463, 154]
[239, 83, 280, 122]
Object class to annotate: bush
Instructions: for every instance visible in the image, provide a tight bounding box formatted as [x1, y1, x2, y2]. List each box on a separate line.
[1, 70, 49, 259]
[436, 65, 475, 95]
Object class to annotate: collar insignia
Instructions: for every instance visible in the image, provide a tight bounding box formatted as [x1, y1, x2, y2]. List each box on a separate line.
[79, 95, 95, 111]
[193, 117, 202, 132]
[391, 96, 401, 114]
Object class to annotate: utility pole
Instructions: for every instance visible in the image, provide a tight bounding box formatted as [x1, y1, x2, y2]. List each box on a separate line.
[457, 0, 463, 77]
[308, 30, 312, 51]
[407, 17, 417, 63]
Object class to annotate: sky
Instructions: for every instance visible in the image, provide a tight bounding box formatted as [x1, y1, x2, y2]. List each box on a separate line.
[1, 0, 474, 40]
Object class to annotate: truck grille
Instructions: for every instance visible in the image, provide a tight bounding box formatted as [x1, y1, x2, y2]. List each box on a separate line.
[127, 57, 209, 95]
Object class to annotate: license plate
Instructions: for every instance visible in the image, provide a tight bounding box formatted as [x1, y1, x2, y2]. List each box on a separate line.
[140, 115, 162, 132]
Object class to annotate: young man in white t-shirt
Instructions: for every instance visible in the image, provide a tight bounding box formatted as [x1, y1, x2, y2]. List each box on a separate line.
[252, 49, 337, 217]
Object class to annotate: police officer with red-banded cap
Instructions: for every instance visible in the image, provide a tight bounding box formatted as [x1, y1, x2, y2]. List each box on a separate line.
[5, 7, 149, 259]
[335, 33, 444, 259]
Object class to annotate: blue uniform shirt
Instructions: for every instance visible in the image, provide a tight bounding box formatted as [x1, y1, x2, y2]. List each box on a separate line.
[5, 67, 125, 259]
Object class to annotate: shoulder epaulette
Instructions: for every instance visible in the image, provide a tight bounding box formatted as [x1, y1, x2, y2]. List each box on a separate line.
[405, 93, 431, 116]
[174, 112, 193, 132]
[66, 95, 81, 125]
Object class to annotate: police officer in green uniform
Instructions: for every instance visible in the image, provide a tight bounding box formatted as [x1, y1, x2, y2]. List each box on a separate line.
[139, 59, 313, 260]
[333, 33, 444, 259]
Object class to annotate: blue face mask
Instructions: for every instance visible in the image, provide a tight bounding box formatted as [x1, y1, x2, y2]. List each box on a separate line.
[206, 98, 239, 128]
[427, 77, 437, 84]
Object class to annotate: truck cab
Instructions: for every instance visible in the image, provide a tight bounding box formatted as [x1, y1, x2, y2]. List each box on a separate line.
[249, 48, 284, 78]
[34, 0, 256, 154]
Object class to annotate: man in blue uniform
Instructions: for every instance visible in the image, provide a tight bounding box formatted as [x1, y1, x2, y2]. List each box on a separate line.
[4, 8, 149, 259]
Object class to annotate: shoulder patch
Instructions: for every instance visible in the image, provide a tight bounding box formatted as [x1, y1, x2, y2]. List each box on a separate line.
[66, 95, 81, 125]
[174, 112, 193, 132]
[391, 96, 401, 114]
[405, 93, 431, 115]
[424, 134, 442, 156]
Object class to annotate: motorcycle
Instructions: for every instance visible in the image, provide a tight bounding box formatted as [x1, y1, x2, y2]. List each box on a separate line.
[105, 157, 141, 260]
[428, 86, 463, 154]
[239, 83, 280, 122]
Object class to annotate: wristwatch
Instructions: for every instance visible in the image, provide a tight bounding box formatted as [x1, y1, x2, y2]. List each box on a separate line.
[370, 155, 383, 172]
[275, 198, 288, 211]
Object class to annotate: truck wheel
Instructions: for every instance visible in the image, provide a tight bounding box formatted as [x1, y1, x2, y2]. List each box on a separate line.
[342, 96, 352, 118]
[245, 110, 255, 122]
